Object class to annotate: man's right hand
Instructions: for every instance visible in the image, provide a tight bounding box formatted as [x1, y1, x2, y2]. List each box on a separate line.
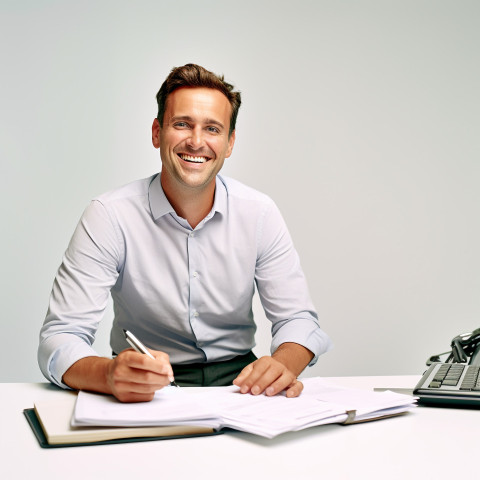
[62, 349, 174, 403]
[106, 349, 174, 402]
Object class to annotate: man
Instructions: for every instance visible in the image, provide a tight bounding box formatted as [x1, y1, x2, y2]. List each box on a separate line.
[38, 64, 332, 402]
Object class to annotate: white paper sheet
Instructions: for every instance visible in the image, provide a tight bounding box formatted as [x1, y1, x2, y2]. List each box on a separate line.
[72, 377, 416, 438]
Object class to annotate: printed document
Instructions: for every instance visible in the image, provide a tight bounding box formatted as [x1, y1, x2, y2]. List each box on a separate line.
[72, 377, 416, 438]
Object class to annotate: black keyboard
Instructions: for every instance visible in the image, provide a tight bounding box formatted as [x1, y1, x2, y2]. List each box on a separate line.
[414, 362, 480, 407]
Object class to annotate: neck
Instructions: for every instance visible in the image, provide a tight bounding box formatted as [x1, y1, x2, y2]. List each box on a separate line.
[160, 173, 216, 229]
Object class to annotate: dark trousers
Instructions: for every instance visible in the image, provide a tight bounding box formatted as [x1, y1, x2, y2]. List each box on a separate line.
[172, 351, 257, 387]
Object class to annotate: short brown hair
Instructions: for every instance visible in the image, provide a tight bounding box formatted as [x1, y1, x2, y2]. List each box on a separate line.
[156, 64, 241, 137]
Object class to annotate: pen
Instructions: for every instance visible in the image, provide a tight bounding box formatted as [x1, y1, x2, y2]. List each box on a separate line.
[123, 329, 178, 387]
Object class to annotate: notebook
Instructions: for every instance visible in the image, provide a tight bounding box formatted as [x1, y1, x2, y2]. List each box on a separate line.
[24, 392, 218, 448]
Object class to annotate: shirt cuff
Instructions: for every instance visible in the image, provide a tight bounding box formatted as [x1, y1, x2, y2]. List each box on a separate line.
[38, 333, 100, 389]
[270, 319, 333, 367]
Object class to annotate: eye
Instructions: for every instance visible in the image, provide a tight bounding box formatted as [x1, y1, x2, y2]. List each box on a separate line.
[207, 126, 220, 134]
[174, 121, 189, 129]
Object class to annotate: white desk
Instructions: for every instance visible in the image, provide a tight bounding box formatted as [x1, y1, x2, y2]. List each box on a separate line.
[2, 376, 479, 480]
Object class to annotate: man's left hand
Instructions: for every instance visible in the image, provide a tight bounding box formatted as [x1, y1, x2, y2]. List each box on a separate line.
[233, 356, 303, 398]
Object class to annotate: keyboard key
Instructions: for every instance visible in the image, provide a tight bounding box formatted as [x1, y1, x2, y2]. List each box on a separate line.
[442, 379, 460, 386]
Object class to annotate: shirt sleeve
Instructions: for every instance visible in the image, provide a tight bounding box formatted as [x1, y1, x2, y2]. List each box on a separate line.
[38, 200, 122, 388]
[254, 201, 333, 366]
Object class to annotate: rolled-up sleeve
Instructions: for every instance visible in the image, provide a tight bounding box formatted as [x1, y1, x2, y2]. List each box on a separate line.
[38, 200, 122, 387]
[255, 201, 333, 365]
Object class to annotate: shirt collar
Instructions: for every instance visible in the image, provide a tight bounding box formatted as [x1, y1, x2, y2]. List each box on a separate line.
[148, 174, 176, 220]
[148, 174, 228, 222]
[212, 175, 228, 217]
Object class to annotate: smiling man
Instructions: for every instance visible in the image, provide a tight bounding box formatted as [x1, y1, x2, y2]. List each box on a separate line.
[153, 87, 235, 229]
[38, 64, 332, 402]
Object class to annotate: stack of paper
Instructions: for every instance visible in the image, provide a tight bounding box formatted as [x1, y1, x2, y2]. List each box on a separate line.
[72, 377, 416, 439]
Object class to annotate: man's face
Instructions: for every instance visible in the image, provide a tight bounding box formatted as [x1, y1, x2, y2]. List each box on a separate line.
[152, 87, 235, 194]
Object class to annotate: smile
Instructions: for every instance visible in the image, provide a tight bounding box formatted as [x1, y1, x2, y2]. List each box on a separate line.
[179, 154, 209, 164]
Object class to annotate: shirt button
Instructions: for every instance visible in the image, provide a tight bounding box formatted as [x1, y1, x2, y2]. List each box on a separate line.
[193, 311, 199, 317]
[193, 271, 198, 277]
[189, 232, 195, 237]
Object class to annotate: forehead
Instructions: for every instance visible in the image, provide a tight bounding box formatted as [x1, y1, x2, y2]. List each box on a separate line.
[164, 87, 232, 125]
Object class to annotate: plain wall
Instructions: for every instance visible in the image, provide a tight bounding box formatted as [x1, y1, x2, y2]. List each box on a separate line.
[1, 0, 479, 382]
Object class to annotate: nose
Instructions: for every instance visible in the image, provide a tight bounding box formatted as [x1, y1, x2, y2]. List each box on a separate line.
[186, 126, 204, 150]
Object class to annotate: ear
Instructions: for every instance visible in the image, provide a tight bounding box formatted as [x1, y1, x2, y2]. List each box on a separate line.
[152, 118, 161, 149]
[225, 130, 236, 158]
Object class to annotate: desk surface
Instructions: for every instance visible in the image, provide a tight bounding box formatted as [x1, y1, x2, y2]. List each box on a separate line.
[2, 376, 479, 480]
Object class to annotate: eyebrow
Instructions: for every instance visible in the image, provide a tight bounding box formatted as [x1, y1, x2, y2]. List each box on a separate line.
[171, 115, 225, 130]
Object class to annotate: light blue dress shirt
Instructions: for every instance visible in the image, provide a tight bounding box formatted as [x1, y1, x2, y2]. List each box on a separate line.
[39, 174, 332, 387]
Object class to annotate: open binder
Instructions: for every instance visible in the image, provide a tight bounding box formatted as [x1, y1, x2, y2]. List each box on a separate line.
[25, 377, 416, 447]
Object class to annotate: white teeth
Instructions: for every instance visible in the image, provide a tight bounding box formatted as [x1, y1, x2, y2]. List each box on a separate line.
[180, 154, 207, 163]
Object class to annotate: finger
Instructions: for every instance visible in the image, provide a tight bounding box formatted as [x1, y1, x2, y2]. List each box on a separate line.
[110, 353, 171, 391]
[123, 349, 173, 377]
[285, 380, 304, 398]
[265, 377, 302, 397]
[257, 368, 297, 396]
[232, 362, 254, 386]
[249, 367, 285, 395]
[109, 367, 171, 400]
[127, 368, 172, 389]
[111, 381, 164, 398]
[237, 361, 272, 394]
[151, 350, 175, 380]
[237, 358, 278, 394]
[114, 390, 156, 403]
[263, 372, 296, 397]
[116, 371, 169, 390]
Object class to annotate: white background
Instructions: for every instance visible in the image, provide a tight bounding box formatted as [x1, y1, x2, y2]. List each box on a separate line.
[1, 0, 479, 382]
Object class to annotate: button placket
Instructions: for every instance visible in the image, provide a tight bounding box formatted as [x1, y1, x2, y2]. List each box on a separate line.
[187, 230, 203, 349]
